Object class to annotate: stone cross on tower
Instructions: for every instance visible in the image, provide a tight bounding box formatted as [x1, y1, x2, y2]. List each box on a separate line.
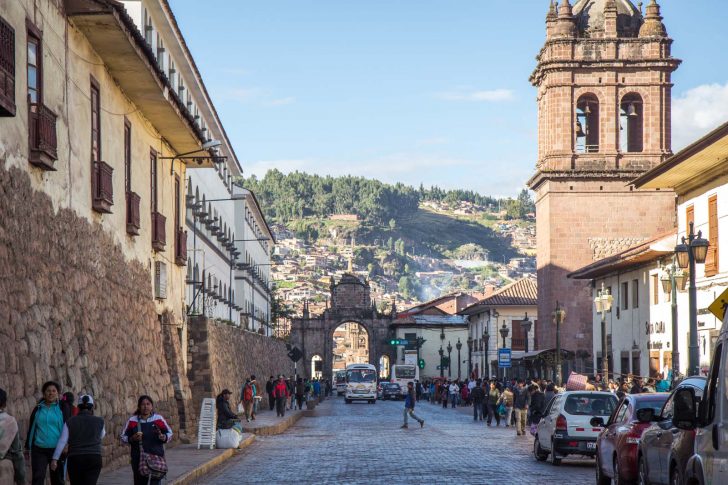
[527, 0, 679, 374]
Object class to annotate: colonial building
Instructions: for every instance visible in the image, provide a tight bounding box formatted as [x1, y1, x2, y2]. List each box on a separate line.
[527, 0, 679, 379]
[460, 278, 537, 379]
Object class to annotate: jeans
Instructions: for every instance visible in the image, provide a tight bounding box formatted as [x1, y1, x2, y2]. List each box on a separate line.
[515, 408, 528, 435]
[275, 397, 287, 417]
[67, 454, 102, 485]
[504, 406, 513, 426]
[487, 403, 501, 426]
[450, 394, 457, 408]
[295, 395, 303, 410]
[268, 393, 275, 411]
[403, 408, 423, 426]
[31, 446, 64, 485]
[243, 400, 253, 420]
[473, 402, 483, 420]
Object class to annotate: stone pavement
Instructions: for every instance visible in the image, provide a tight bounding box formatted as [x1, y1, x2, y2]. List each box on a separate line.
[195, 395, 595, 485]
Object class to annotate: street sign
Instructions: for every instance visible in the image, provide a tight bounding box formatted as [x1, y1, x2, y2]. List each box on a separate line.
[498, 348, 512, 368]
[287, 346, 303, 362]
[708, 287, 728, 321]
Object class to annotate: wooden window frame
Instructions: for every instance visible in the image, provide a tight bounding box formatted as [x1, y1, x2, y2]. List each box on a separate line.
[124, 118, 131, 193]
[632, 278, 639, 309]
[150, 148, 158, 213]
[26, 19, 42, 105]
[686, 204, 695, 232]
[652, 274, 659, 305]
[706, 195, 719, 277]
[90, 76, 101, 162]
[621, 281, 629, 311]
[0, 15, 16, 116]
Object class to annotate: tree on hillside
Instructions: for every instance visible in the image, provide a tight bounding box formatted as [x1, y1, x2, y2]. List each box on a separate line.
[389, 218, 397, 230]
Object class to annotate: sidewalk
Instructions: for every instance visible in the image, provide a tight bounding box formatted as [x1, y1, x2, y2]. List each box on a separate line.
[241, 404, 308, 436]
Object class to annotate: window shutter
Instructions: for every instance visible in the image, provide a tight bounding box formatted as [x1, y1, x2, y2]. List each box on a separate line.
[0, 15, 15, 116]
[706, 196, 718, 277]
[155, 261, 167, 299]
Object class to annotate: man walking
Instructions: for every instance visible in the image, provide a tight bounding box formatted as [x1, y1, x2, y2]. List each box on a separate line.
[401, 382, 424, 429]
[266, 376, 275, 412]
[470, 379, 485, 421]
[273, 376, 290, 417]
[513, 379, 530, 436]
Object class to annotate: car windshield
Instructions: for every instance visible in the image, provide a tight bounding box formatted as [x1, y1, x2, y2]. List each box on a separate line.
[564, 394, 618, 416]
[394, 367, 416, 379]
[383, 383, 400, 389]
[347, 369, 376, 383]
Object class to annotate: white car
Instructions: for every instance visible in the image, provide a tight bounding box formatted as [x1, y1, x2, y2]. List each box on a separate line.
[533, 391, 618, 466]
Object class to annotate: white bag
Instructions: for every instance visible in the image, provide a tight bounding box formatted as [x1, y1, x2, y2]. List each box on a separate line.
[237, 402, 244, 414]
[216, 428, 242, 449]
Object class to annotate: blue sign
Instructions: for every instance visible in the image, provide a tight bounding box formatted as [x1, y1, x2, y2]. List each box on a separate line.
[498, 348, 512, 368]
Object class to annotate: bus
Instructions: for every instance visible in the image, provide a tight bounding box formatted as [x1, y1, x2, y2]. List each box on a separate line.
[345, 363, 377, 404]
[334, 370, 347, 396]
[390, 364, 418, 391]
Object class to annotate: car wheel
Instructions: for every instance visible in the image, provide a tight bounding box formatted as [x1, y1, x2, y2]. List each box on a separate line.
[533, 438, 548, 462]
[637, 455, 650, 485]
[549, 439, 562, 466]
[595, 453, 610, 485]
[670, 465, 681, 485]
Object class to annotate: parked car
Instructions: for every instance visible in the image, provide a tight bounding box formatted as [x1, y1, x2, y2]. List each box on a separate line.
[594, 393, 669, 484]
[673, 318, 728, 485]
[380, 383, 403, 400]
[533, 391, 618, 466]
[637, 376, 706, 485]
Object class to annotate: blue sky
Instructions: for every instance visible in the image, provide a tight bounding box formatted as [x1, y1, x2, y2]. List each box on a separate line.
[170, 1, 728, 197]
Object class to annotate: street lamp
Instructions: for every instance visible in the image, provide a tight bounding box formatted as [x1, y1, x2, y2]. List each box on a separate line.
[467, 336, 474, 378]
[438, 346, 444, 377]
[521, 313, 532, 353]
[447, 341, 453, 378]
[675, 222, 709, 376]
[456, 338, 463, 380]
[483, 329, 490, 379]
[499, 322, 509, 380]
[594, 283, 613, 389]
[553, 302, 567, 386]
[661, 258, 686, 379]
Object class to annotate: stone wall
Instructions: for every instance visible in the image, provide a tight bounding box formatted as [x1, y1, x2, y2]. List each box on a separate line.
[0, 160, 190, 466]
[187, 317, 292, 404]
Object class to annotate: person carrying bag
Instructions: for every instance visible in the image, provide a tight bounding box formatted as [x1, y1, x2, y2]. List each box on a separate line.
[121, 395, 172, 485]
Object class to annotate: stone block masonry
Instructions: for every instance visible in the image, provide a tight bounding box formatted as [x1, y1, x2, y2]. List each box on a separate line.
[0, 160, 193, 467]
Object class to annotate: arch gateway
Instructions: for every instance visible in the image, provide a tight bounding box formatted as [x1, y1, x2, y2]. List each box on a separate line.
[289, 274, 397, 382]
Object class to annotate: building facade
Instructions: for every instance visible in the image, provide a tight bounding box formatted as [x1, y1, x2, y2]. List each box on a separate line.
[527, 0, 679, 377]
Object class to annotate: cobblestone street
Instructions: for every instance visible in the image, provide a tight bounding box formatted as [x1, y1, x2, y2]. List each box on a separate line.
[197, 397, 595, 484]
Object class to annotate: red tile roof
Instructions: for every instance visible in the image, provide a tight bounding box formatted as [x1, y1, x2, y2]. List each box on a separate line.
[459, 278, 538, 314]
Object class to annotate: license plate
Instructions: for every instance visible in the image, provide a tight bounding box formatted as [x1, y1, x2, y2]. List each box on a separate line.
[586, 442, 597, 450]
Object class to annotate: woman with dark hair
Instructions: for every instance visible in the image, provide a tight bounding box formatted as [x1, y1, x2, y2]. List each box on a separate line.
[26, 381, 71, 485]
[50, 394, 105, 485]
[0, 387, 26, 485]
[121, 396, 172, 485]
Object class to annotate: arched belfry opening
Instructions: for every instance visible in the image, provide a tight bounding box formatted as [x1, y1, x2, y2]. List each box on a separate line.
[620, 93, 644, 153]
[576, 93, 600, 153]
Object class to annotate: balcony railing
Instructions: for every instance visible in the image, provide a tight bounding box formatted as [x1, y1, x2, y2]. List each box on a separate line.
[511, 338, 526, 351]
[175, 227, 187, 266]
[126, 191, 141, 236]
[152, 211, 166, 252]
[29, 103, 58, 170]
[92, 161, 114, 213]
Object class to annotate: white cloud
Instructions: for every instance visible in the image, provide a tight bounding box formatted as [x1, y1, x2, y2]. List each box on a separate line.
[673, 82, 728, 150]
[437, 88, 515, 102]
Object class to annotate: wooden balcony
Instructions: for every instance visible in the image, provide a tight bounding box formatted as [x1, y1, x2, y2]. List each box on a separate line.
[0, 17, 15, 117]
[29, 103, 58, 170]
[92, 161, 114, 213]
[175, 227, 187, 266]
[511, 338, 526, 352]
[125, 191, 141, 236]
[151, 211, 166, 252]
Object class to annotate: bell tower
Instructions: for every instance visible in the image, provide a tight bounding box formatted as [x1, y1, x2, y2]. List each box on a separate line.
[528, 0, 680, 374]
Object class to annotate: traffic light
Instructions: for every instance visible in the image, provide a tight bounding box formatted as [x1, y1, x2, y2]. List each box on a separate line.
[389, 339, 402, 345]
[418, 358, 425, 369]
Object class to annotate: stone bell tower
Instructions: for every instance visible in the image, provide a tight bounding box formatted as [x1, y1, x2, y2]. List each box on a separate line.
[527, 0, 680, 373]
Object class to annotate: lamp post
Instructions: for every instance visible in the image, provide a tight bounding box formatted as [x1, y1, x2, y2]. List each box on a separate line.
[438, 346, 444, 377]
[456, 338, 463, 380]
[553, 302, 566, 386]
[467, 336, 473, 378]
[447, 341, 453, 378]
[521, 313, 532, 379]
[483, 329, 490, 379]
[661, 259, 686, 379]
[499, 322, 509, 380]
[594, 283, 613, 390]
[675, 222, 709, 376]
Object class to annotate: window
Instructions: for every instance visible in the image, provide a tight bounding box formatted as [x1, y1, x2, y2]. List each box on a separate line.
[0, 15, 16, 116]
[621, 282, 629, 310]
[703, 342, 722, 423]
[705, 195, 719, 277]
[620, 93, 644, 153]
[632, 279, 639, 308]
[576, 93, 599, 153]
[90, 79, 100, 161]
[150, 149, 158, 213]
[686, 204, 694, 232]
[27, 24, 41, 104]
[615, 402, 630, 423]
[124, 119, 131, 193]
[150, 149, 166, 251]
[652, 274, 659, 305]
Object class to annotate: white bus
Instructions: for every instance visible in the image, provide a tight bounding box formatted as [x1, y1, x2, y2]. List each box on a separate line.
[334, 370, 347, 396]
[345, 363, 377, 404]
[390, 364, 418, 390]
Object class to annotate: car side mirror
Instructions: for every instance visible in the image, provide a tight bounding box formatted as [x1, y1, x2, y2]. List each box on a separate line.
[590, 416, 605, 427]
[636, 408, 655, 423]
[672, 388, 698, 431]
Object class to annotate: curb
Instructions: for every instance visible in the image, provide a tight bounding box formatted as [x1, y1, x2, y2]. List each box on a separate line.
[242, 411, 304, 436]
[169, 434, 256, 485]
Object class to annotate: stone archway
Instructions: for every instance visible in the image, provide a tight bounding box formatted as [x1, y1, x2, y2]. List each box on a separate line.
[289, 274, 397, 382]
[332, 322, 369, 374]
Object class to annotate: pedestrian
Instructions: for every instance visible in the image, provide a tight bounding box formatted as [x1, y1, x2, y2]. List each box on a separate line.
[295, 378, 305, 410]
[240, 379, 255, 422]
[26, 380, 71, 485]
[62, 392, 79, 417]
[266, 376, 275, 412]
[498, 385, 514, 427]
[0, 387, 26, 485]
[273, 376, 290, 417]
[486, 381, 501, 426]
[249, 376, 259, 419]
[460, 382, 469, 406]
[528, 384, 546, 434]
[401, 382, 424, 429]
[415, 380, 422, 402]
[470, 379, 485, 421]
[287, 376, 295, 410]
[544, 382, 556, 406]
[215, 390, 239, 429]
[313, 379, 321, 398]
[51, 395, 105, 485]
[441, 383, 449, 408]
[448, 381, 459, 408]
[513, 379, 530, 436]
[121, 395, 172, 485]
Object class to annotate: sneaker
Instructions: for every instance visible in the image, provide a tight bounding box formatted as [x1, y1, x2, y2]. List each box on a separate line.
[516, 432, 521, 436]
[400, 424, 408, 429]
[246, 418, 250, 423]
[420, 420, 424, 428]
